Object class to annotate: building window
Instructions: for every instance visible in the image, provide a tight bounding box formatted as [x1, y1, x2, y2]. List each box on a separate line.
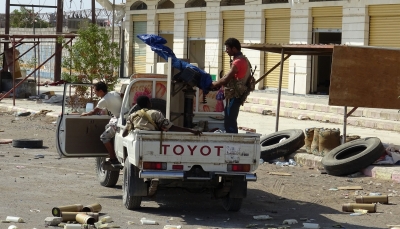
[157, 0, 175, 9]
[185, 0, 206, 8]
[130, 1, 148, 10]
[262, 0, 288, 3]
[220, 0, 244, 6]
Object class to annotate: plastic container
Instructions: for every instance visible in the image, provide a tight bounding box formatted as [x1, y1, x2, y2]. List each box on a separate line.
[85, 103, 94, 113]
[64, 224, 82, 229]
[356, 195, 388, 204]
[6, 216, 24, 223]
[140, 217, 158, 225]
[342, 203, 377, 213]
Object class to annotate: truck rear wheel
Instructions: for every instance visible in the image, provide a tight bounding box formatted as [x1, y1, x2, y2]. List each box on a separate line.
[123, 158, 142, 209]
[222, 195, 243, 211]
[95, 157, 119, 187]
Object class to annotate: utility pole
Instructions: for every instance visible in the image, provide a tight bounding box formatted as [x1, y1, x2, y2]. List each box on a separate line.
[112, 0, 115, 43]
[92, 0, 96, 24]
[32, 6, 37, 81]
[2, 0, 10, 71]
[54, 0, 63, 82]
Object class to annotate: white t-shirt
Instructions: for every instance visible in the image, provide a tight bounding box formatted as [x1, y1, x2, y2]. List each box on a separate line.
[96, 91, 122, 118]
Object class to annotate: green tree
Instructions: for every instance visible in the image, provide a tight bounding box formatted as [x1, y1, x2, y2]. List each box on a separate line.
[61, 23, 120, 90]
[10, 7, 50, 28]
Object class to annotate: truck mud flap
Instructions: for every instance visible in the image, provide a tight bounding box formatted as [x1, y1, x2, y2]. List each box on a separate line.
[215, 176, 247, 199]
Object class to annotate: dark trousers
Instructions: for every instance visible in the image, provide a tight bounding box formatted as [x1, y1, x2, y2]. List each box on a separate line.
[224, 98, 241, 133]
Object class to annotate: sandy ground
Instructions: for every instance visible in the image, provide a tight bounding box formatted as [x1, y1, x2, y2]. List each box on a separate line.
[1, 109, 400, 229]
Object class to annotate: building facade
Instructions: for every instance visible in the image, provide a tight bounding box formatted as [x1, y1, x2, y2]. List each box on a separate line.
[123, 0, 400, 95]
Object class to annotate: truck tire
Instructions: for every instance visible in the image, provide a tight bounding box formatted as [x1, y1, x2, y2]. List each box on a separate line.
[128, 98, 166, 116]
[322, 137, 385, 176]
[260, 129, 305, 162]
[222, 195, 243, 212]
[123, 157, 142, 210]
[95, 157, 119, 187]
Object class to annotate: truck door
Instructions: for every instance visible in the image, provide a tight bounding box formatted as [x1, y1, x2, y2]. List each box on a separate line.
[56, 83, 110, 158]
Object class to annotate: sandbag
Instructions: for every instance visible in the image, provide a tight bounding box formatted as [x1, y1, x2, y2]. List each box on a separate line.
[304, 128, 315, 154]
[342, 135, 361, 143]
[310, 128, 321, 156]
[319, 128, 341, 156]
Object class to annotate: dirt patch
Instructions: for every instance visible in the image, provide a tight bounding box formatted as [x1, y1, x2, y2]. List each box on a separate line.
[0, 111, 399, 229]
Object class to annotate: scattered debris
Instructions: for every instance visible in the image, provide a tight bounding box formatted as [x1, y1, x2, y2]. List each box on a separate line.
[297, 115, 310, 120]
[269, 172, 292, 176]
[34, 154, 45, 159]
[16, 112, 31, 117]
[253, 215, 273, 220]
[353, 209, 368, 214]
[329, 188, 338, 191]
[30, 209, 40, 213]
[100, 216, 113, 223]
[5, 216, 24, 223]
[163, 225, 182, 229]
[45, 217, 62, 226]
[282, 219, 298, 225]
[8, 225, 18, 229]
[303, 222, 320, 228]
[245, 224, 258, 228]
[337, 186, 363, 190]
[0, 139, 12, 144]
[140, 218, 158, 225]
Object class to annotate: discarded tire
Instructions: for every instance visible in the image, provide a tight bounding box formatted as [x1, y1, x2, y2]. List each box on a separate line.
[322, 137, 385, 176]
[260, 129, 305, 162]
[12, 139, 43, 148]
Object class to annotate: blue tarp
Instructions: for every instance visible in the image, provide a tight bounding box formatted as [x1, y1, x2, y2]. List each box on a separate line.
[137, 34, 212, 94]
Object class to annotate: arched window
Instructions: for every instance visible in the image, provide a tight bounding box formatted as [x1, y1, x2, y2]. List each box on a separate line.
[185, 0, 206, 8]
[220, 0, 244, 6]
[157, 0, 175, 9]
[130, 1, 148, 10]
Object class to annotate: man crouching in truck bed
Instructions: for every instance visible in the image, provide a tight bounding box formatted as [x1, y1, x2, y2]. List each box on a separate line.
[122, 95, 202, 137]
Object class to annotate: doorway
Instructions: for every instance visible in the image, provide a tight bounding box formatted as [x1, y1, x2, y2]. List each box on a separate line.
[188, 40, 205, 70]
[311, 32, 341, 95]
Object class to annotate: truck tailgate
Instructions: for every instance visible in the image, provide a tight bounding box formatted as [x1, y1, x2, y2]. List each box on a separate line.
[136, 131, 260, 172]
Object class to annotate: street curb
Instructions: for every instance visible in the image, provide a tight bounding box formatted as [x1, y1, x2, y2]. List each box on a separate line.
[240, 103, 400, 132]
[247, 95, 400, 122]
[0, 103, 60, 118]
[293, 152, 400, 182]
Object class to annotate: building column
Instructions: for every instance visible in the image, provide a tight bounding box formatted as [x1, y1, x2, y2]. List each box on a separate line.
[174, 3, 187, 59]
[123, 16, 132, 76]
[204, 0, 221, 77]
[342, 2, 368, 46]
[145, 1, 158, 73]
[244, 4, 264, 90]
[288, 4, 312, 95]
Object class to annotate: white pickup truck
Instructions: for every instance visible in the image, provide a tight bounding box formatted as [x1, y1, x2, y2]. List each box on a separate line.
[56, 74, 260, 211]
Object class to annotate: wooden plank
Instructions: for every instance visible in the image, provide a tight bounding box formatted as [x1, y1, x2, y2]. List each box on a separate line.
[329, 46, 400, 109]
[269, 172, 292, 176]
[337, 186, 363, 190]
